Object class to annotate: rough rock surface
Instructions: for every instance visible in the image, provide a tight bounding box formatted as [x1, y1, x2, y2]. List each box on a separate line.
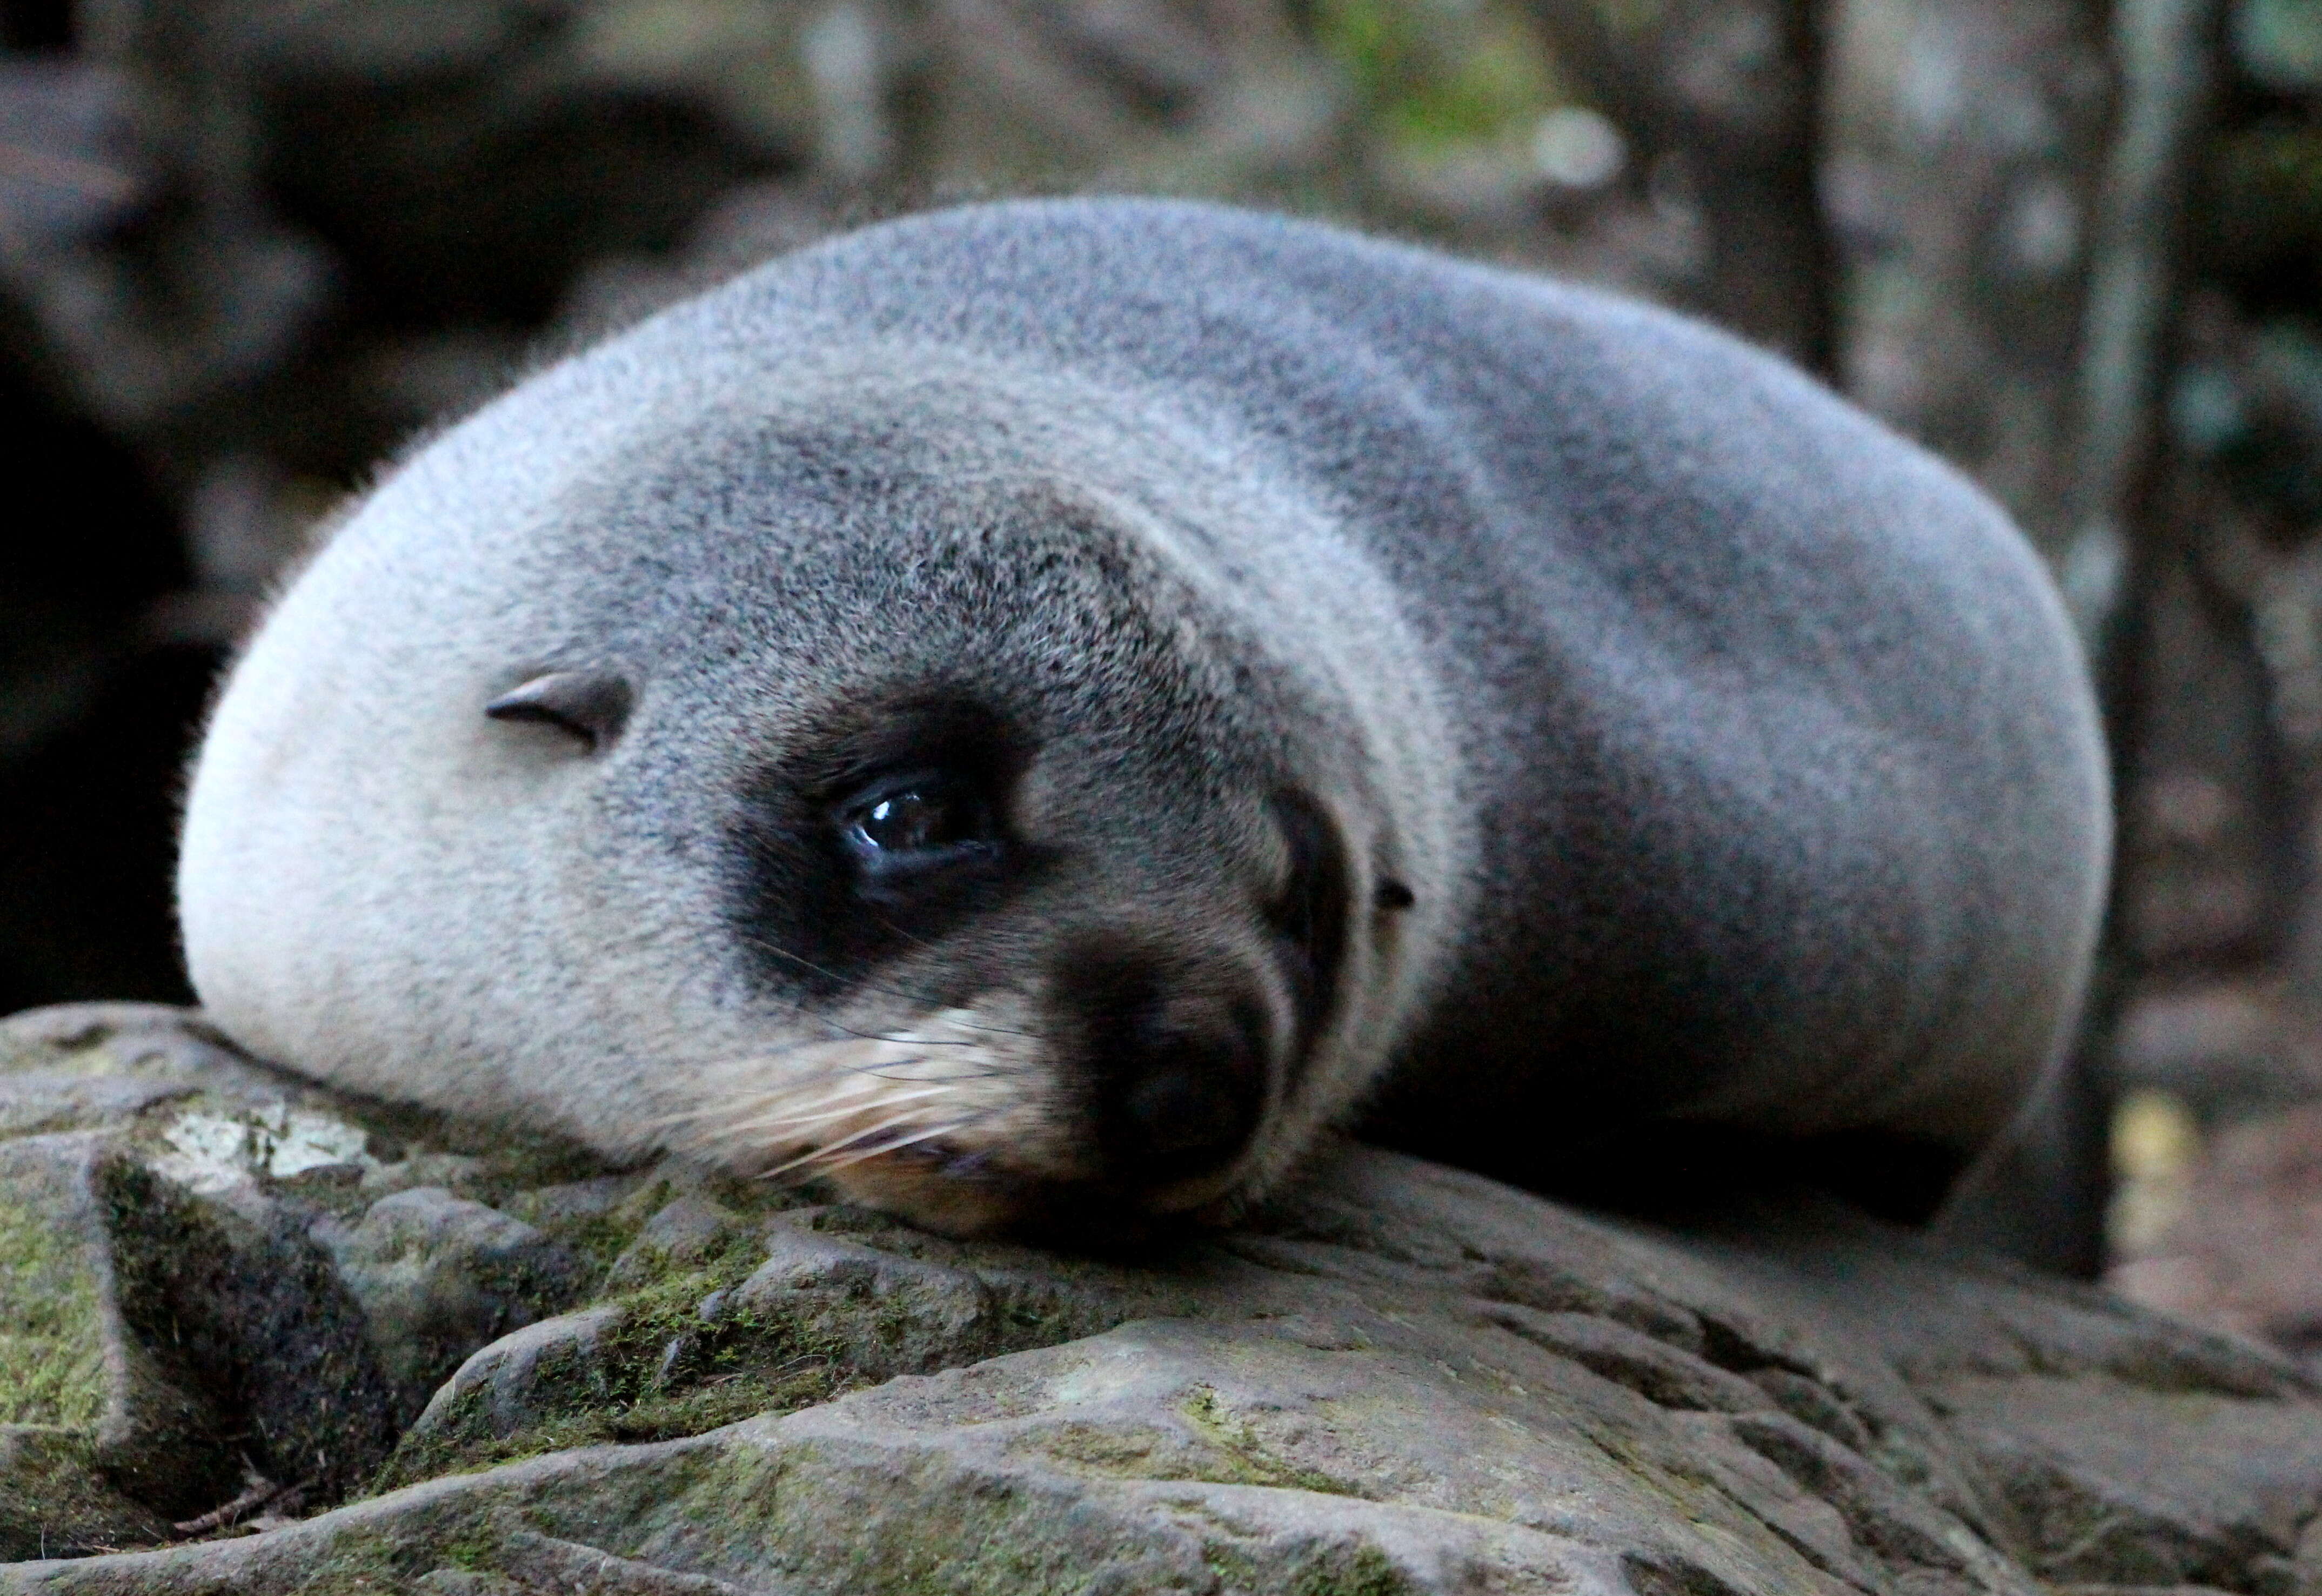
[4, 1005, 2322, 1593]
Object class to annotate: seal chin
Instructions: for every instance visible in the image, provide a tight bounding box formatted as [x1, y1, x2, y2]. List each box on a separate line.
[820, 1159, 1034, 1238]
[822, 1149, 1250, 1242]
[665, 984, 1277, 1239]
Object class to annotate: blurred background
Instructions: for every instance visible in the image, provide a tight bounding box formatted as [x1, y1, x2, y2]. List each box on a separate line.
[2, 0, 2317, 1346]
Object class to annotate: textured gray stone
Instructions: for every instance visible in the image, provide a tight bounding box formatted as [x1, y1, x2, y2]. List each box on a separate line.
[321, 1186, 586, 1422]
[0, 1005, 600, 1544]
[407, 1305, 630, 1449]
[0, 1129, 239, 1531]
[6, 1003, 2322, 1594]
[599, 1193, 759, 1293]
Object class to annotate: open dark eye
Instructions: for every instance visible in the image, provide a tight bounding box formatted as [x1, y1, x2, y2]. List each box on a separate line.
[839, 774, 999, 866]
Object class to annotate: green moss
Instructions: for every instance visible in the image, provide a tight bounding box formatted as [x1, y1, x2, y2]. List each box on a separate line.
[382, 1356, 852, 1489]
[636, 1429, 1409, 1596]
[1201, 1537, 1413, 1596]
[1175, 1386, 1369, 1497]
[992, 1289, 1107, 1344]
[1287, 1543, 1415, 1596]
[1026, 1421, 1169, 1474]
[539, 1208, 643, 1277]
[0, 1427, 173, 1560]
[503, 1168, 803, 1291]
[366, 1251, 860, 1493]
[675, 1451, 1149, 1595]
[1028, 1406, 1363, 1498]
[282, 1528, 411, 1595]
[457, 1132, 617, 1206]
[434, 1528, 507, 1572]
[613, 1178, 681, 1226]
[1207, 1540, 1415, 1596]
[686, 1166, 815, 1221]
[0, 1197, 107, 1428]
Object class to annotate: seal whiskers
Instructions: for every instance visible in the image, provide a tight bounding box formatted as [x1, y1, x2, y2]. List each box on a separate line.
[665, 999, 1062, 1198]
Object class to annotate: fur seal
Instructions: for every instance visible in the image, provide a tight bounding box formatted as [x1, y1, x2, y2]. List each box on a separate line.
[176, 198, 2110, 1249]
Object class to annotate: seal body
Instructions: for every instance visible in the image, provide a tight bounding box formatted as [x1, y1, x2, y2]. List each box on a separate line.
[176, 199, 2109, 1242]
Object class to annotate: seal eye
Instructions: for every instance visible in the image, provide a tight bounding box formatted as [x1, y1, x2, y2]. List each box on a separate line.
[839, 774, 999, 869]
[856, 788, 964, 851]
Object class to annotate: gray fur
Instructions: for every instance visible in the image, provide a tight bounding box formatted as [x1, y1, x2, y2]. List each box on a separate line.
[177, 198, 2109, 1240]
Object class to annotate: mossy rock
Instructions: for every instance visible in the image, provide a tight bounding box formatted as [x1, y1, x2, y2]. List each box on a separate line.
[11, 1006, 2322, 1594]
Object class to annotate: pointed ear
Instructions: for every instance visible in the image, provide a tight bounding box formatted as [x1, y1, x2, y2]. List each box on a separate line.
[484, 669, 634, 752]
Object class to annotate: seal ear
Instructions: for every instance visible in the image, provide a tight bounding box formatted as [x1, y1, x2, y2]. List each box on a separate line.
[484, 669, 634, 752]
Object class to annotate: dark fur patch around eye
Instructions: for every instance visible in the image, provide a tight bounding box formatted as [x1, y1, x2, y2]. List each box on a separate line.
[722, 693, 1042, 994]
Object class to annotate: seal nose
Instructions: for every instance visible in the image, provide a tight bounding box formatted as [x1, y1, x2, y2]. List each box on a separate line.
[1055, 941, 1269, 1192]
[1106, 1000, 1263, 1178]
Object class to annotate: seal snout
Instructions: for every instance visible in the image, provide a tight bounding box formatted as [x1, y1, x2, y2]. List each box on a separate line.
[1053, 934, 1272, 1197]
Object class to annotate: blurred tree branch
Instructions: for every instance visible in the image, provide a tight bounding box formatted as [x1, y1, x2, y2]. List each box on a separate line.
[1521, 0, 1836, 374]
[2060, 0, 2231, 1277]
[2065, 0, 2229, 650]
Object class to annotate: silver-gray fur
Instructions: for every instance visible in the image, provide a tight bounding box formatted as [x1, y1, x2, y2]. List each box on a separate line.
[176, 198, 2110, 1245]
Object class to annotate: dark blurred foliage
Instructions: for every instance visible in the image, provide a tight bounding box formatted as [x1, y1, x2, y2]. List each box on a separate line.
[2, 0, 69, 50]
[10, 0, 2322, 1279]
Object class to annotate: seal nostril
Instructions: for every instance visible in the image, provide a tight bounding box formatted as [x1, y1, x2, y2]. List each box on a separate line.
[1116, 1034, 1257, 1166]
[1102, 1032, 1262, 1185]
[1121, 1068, 1213, 1156]
[1058, 943, 1268, 1190]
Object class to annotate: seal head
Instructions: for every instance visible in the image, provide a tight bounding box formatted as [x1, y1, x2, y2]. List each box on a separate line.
[178, 348, 1460, 1238]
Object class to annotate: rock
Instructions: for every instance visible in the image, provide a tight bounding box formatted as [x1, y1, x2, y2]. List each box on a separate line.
[8, 1003, 2322, 1593]
[0, 1005, 632, 1537]
[0, 1129, 238, 1525]
[719, 1221, 998, 1373]
[0, 63, 145, 258]
[598, 1192, 759, 1293]
[0, 1430, 169, 1564]
[320, 1187, 585, 1423]
[1939, 1374, 2322, 1586]
[357, 1152, 493, 1199]
[0, 1112, 406, 1524]
[0, 1124, 202, 1564]
[378, 1201, 1182, 1490]
[400, 1305, 630, 1453]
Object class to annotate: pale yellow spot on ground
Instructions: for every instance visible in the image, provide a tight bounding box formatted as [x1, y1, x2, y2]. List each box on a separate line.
[2109, 1088, 2203, 1257]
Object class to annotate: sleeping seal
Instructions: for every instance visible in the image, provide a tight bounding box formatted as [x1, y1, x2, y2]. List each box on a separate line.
[176, 198, 2109, 1250]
